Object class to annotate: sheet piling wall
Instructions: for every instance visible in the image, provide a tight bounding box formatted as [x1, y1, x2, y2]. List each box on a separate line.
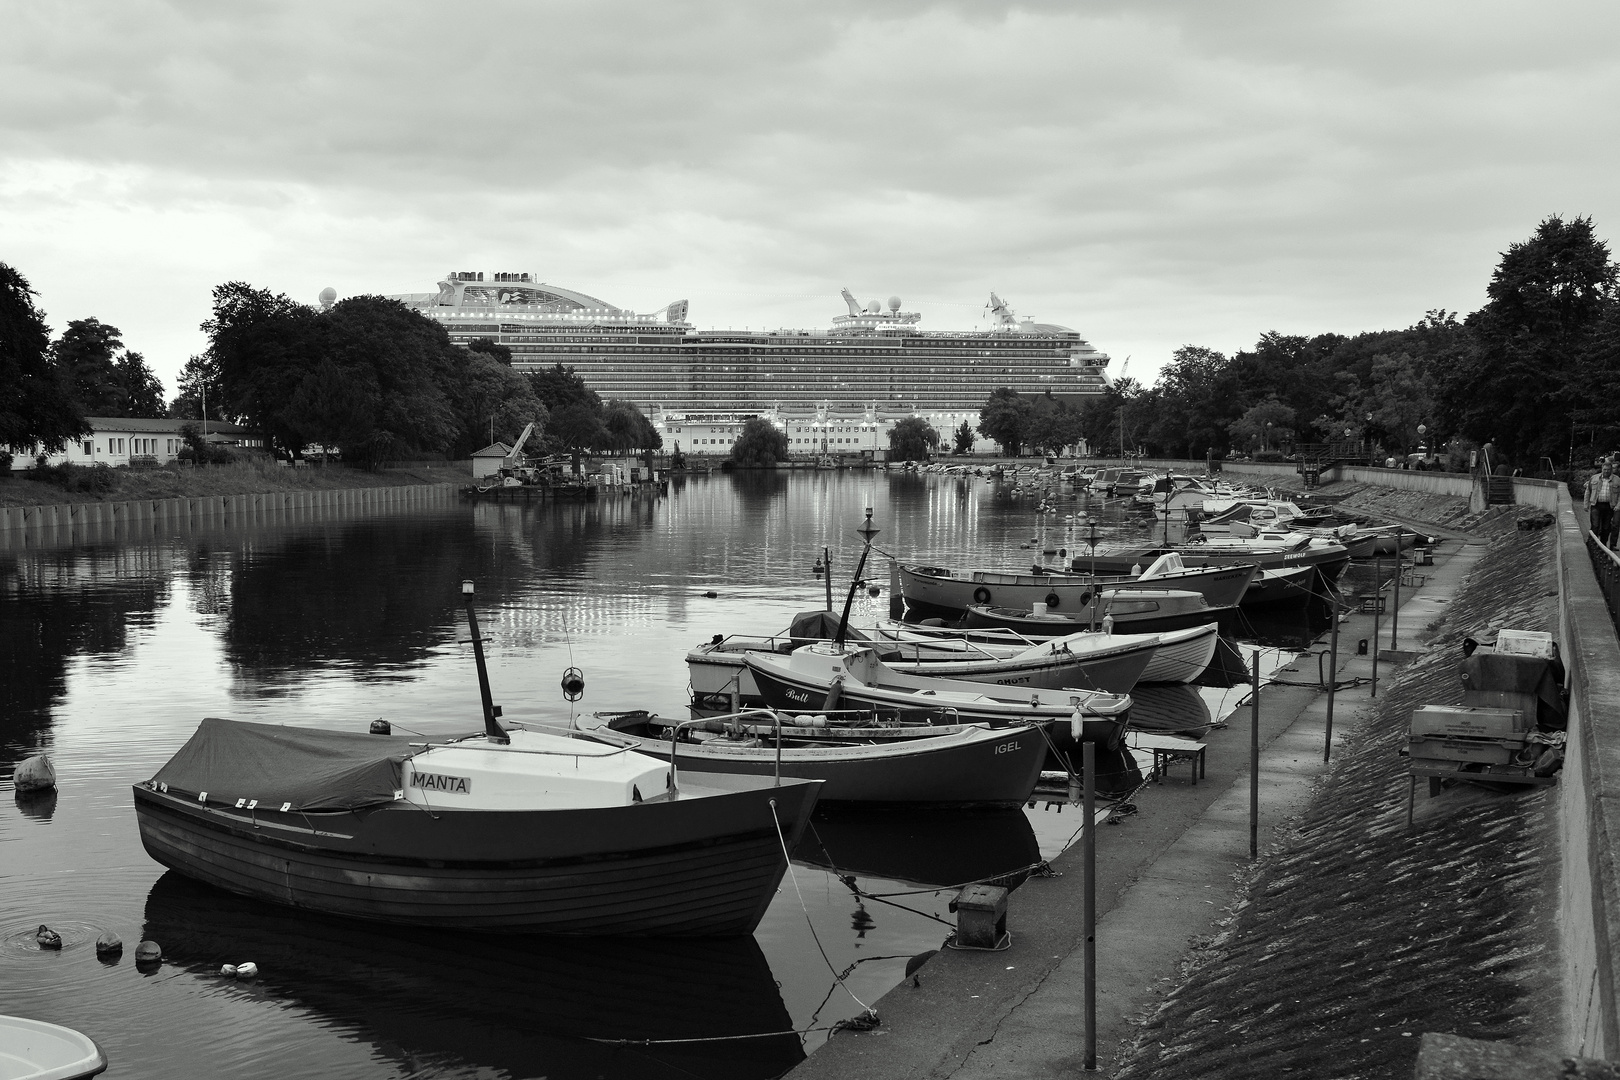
[0, 483, 456, 551]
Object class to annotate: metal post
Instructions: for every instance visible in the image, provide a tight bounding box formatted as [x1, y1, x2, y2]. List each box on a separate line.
[1324, 595, 1339, 762]
[463, 586, 507, 745]
[1088, 522, 1098, 632]
[889, 559, 902, 620]
[1250, 650, 1260, 859]
[1391, 527, 1402, 649]
[1082, 739, 1097, 1071]
[1372, 550, 1382, 697]
[824, 546, 833, 612]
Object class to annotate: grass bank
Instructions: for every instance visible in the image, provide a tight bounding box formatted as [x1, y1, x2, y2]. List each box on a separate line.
[0, 461, 470, 510]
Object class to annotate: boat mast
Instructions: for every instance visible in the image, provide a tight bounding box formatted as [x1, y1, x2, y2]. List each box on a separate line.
[461, 580, 509, 744]
[834, 509, 880, 650]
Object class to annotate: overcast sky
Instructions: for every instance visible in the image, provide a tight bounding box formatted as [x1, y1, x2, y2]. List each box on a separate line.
[3, 0, 1617, 394]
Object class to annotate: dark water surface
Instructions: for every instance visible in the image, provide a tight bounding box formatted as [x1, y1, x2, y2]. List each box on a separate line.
[1, 472, 1314, 1079]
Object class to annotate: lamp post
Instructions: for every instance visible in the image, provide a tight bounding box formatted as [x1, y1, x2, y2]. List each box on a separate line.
[1264, 421, 1272, 452]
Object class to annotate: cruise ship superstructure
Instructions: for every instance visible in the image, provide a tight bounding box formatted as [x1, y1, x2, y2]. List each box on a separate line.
[390, 272, 1111, 416]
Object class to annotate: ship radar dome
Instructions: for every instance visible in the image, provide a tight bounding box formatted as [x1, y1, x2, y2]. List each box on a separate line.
[318, 287, 337, 309]
[888, 296, 901, 312]
[866, 300, 881, 313]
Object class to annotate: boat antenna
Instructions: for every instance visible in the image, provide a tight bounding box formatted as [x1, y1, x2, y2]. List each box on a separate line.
[835, 508, 880, 650]
[461, 580, 509, 744]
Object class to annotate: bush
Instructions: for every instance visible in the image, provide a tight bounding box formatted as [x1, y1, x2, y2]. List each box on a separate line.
[27, 461, 118, 494]
[0, 449, 12, 474]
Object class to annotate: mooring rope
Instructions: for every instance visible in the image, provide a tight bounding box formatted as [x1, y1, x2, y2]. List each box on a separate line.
[769, 799, 877, 1020]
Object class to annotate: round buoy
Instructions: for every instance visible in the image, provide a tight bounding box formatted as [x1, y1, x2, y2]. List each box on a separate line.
[236, 962, 259, 980]
[134, 940, 162, 965]
[220, 964, 238, 977]
[369, 718, 392, 735]
[14, 754, 55, 794]
[36, 925, 62, 950]
[867, 585, 880, 597]
[560, 667, 586, 702]
[95, 932, 122, 957]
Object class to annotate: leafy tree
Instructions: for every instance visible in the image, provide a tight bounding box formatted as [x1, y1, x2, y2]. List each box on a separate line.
[529, 363, 602, 414]
[169, 353, 228, 422]
[953, 420, 975, 455]
[887, 416, 939, 461]
[116, 352, 166, 417]
[1436, 215, 1617, 463]
[602, 400, 661, 453]
[0, 261, 88, 455]
[547, 403, 607, 473]
[448, 351, 547, 456]
[1027, 397, 1084, 456]
[53, 317, 126, 415]
[201, 282, 323, 456]
[1227, 397, 1296, 455]
[977, 387, 1032, 457]
[468, 338, 513, 365]
[730, 418, 789, 467]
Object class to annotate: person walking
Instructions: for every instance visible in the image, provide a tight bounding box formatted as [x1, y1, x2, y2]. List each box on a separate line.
[1586, 461, 1620, 546]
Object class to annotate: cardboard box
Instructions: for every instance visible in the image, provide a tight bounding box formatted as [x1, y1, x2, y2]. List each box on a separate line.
[1496, 629, 1555, 659]
[1410, 705, 1524, 741]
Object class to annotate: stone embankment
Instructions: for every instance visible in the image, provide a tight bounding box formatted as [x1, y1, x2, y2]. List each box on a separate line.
[1115, 501, 1562, 1079]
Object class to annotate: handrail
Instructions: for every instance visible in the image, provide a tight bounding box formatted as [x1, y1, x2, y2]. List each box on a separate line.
[666, 709, 784, 793]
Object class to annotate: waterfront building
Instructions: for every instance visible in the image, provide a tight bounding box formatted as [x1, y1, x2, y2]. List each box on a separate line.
[11, 417, 261, 470]
[389, 274, 1112, 426]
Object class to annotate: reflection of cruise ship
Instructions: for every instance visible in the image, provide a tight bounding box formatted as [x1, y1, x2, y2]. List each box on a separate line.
[390, 272, 1110, 413]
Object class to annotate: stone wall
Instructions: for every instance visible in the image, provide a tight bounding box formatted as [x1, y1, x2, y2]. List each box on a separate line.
[0, 483, 457, 551]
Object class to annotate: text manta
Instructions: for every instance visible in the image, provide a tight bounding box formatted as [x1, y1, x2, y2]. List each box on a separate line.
[409, 771, 472, 795]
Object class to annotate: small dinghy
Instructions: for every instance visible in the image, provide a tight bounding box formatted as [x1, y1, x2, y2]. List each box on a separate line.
[0, 1016, 107, 1079]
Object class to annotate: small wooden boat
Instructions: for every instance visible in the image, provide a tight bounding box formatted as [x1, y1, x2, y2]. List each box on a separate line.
[900, 554, 1257, 620]
[688, 613, 1160, 702]
[963, 588, 1227, 636]
[589, 710, 1048, 808]
[134, 718, 820, 935]
[0, 1016, 106, 1079]
[743, 642, 1133, 746]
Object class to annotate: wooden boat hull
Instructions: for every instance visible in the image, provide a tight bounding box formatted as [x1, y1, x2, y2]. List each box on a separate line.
[132, 773, 820, 936]
[1139, 623, 1222, 684]
[595, 723, 1047, 808]
[963, 596, 1221, 637]
[899, 561, 1256, 620]
[1242, 563, 1324, 608]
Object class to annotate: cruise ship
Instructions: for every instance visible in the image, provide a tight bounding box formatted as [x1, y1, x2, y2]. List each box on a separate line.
[389, 272, 1112, 415]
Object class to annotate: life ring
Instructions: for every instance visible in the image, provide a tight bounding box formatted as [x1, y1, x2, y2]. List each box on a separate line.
[1078, 590, 1092, 608]
[973, 586, 992, 605]
[1045, 592, 1061, 609]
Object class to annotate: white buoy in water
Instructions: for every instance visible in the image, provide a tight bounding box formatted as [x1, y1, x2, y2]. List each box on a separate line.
[14, 755, 55, 793]
[236, 962, 258, 979]
[220, 964, 238, 977]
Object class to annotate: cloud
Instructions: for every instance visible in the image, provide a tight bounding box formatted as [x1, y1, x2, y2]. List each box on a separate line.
[2, 0, 1618, 391]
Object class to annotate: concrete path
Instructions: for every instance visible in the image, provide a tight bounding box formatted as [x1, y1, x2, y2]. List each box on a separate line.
[786, 537, 1488, 1079]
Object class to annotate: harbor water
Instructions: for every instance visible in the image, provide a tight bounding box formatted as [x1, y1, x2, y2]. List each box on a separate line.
[1, 470, 1323, 1079]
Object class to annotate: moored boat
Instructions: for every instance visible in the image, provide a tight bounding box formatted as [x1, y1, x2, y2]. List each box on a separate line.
[963, 587, 1225, 636]
[134, 719, 820, 935]
[899, 554, 1257, 620]
[589, 711, 1048, 808]
[0, 1017, 106, 1080]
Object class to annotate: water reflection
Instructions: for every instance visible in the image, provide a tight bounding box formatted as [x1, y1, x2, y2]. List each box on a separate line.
[141, 872, 804, 1080]
[794, 808, 1042, 890]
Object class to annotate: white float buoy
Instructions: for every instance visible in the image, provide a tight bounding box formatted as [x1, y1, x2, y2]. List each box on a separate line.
[14, 755, 55, 794]
[95, 932, 122, 956]
[236, 962, 259, 979]
[134, 940, 162, 965]
[220, 964, 238, 977]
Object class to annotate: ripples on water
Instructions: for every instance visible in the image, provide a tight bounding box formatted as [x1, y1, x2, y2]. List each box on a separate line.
[0, 472, 1318, 1078]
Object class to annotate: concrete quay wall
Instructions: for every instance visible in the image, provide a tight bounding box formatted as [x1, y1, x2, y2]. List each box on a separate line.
[0, 483, 456, 550]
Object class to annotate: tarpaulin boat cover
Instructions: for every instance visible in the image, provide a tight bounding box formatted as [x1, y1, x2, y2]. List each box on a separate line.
[150, 717, 420, 812]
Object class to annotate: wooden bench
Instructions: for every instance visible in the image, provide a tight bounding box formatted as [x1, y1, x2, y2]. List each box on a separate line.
[1129, 732, 1207, 786]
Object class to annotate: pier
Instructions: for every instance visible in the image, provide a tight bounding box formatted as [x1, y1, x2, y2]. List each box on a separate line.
[788, 467, 1620, 1078]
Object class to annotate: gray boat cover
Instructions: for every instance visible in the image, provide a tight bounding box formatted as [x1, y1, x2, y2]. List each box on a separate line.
[150, 717, 421, 811]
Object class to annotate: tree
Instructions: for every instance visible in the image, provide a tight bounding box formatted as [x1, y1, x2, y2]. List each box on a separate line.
[1227, 397, 1296, 455]
[953, 420, 975, 455]
[0, 261, 88, 456]
[468, 338, 512, 365]
[888, 416, 939, 461]
[201, 282, 323, 456]
[731, 418, 789, 467]
[547, 402, 607, 473]
[116, 352, 166, 417]
[53, 317, 126, 416]
[602, 400, 661, 453]
[1436, 215, 1617, 463]
[169, 353, 227, 423]
[977, 388, 1032, 457]
[448, 351, 547, 457]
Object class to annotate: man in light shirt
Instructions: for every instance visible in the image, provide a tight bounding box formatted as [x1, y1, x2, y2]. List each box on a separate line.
[1586, 461, 1620, 547]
